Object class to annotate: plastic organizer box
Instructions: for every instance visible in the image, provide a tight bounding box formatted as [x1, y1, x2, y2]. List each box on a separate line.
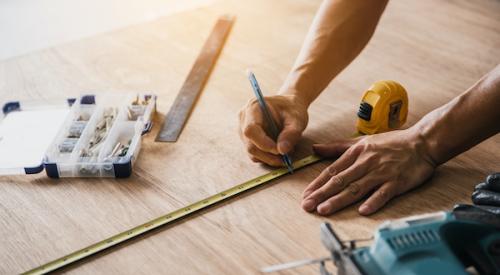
[0, 93, 156, 178]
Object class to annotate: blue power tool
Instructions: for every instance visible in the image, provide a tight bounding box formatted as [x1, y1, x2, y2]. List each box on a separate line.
[323, 207, 500, 275]
[263, 207, 500, 275]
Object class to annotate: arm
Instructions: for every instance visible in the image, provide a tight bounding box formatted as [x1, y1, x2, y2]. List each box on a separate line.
[418, 66, 500, 165]
[239, 0, 388, 166]
[280, 0, 389, 105]
[302, 65, 500, 216]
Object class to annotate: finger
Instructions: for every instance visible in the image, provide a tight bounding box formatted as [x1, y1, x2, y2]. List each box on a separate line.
[276, 122, 303, 155]
[316, 177, 380, 216]
[242, 122, 279, 154]
[238, 109, 246, 140]
[358, 182, 398, 215]
[302, 144, 364, 200]
[246, 143, 283, 167]
[302, 165, 338, 199]
[302, 159, 369, 212]
[312, 138, 360, 158]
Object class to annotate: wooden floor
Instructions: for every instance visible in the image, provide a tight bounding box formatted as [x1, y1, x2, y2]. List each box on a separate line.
[1, 0, 500, 274]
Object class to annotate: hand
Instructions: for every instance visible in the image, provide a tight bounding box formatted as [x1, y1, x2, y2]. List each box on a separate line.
[302, 129, 436, 216]
[239, 94, 309, 166]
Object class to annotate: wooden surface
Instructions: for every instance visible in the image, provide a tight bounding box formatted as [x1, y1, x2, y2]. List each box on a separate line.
[1, 0, 500, 274]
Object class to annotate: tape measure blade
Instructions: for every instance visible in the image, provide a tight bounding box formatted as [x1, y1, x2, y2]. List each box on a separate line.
[156, 16, 235, 142]
[23, 155, 323, 275]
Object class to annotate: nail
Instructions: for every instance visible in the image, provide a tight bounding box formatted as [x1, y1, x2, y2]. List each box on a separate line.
[359, 204, 371, 215]
[317, 202, 331, 215]
[132, 95, 139, 105]
[302, 198, 316, 212]
[312, 144, 324, 153]
[109, 142, 122, 158]
[278, 141, 291, 154]
[127, 108, 132, 120]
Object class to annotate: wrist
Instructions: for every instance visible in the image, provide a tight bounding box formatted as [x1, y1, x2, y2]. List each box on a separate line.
[405, 126, 439, 168]
[411, 95, 467, 166]
[278, 87, 313, 109]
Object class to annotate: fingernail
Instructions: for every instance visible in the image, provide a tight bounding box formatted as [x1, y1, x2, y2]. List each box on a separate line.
[317, 202, 330, 215]
[302, 198, 316, 212]
[359, 204, 370, 215]
[278, 141, 291, 154]
[312, 144, 323, 153]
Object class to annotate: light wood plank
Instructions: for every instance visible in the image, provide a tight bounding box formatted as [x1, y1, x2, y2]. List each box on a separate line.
[0, 0, 499, 274]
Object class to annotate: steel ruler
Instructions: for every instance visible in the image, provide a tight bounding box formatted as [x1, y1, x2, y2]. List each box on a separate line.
[23, 155, 323, 274]
[155, 15, 235, 142]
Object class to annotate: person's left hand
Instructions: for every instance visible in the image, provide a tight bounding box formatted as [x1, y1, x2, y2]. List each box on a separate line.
[302, 129, 437, 216]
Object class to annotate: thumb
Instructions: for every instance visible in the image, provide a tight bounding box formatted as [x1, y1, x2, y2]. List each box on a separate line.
[277, 124, 303, 154]
[312, 138, 358, 158]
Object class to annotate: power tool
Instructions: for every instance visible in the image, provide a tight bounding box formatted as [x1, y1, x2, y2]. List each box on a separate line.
[262, 207, 500, 275]
[356, 80, 408, 135]
[261, 86, 500, 275]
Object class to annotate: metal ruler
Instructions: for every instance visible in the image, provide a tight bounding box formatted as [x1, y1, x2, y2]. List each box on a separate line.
[23, 155, 322, 274]
[155, 15, 235, 142]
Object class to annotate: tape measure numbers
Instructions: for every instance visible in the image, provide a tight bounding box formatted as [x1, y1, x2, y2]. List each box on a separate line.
[24, 155, 323, 275]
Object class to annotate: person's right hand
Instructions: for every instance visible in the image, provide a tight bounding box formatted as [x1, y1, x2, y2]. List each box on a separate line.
[238, 94, 309, 166]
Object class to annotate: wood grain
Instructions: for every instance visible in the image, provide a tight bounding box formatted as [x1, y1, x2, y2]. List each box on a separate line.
[1, 0, 500, 274]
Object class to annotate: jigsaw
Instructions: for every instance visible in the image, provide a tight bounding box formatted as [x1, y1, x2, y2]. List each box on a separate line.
[263, 207, 500, 275]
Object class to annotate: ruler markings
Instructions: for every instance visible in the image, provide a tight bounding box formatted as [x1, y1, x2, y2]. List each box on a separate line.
[24, 155, 323, 275]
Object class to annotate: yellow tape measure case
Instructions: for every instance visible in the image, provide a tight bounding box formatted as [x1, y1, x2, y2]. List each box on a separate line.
[0, 93, 155, 178]
[356, 80, 408, 135]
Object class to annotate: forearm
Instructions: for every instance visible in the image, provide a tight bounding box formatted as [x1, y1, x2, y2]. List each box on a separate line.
[280, 0, 389, 106]
[416, 65, 500, 165]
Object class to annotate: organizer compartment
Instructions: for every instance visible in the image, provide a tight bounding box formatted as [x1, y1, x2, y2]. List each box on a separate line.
[73, 106, 119, 177]
[45, 103, 96, 163]
[39, 93, 155, 178]
[124, 94, 154, 121]
[97, 121, 143, 177]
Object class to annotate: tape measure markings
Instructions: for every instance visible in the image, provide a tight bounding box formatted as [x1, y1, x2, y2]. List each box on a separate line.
[24, 80, 410, 274]
[24, 154, 322, 275]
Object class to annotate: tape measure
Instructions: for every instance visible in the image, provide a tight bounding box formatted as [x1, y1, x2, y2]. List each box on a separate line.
[24, 156, 322, 275]
[23, 81, 408, 274]
[356, 80, 408, 135]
